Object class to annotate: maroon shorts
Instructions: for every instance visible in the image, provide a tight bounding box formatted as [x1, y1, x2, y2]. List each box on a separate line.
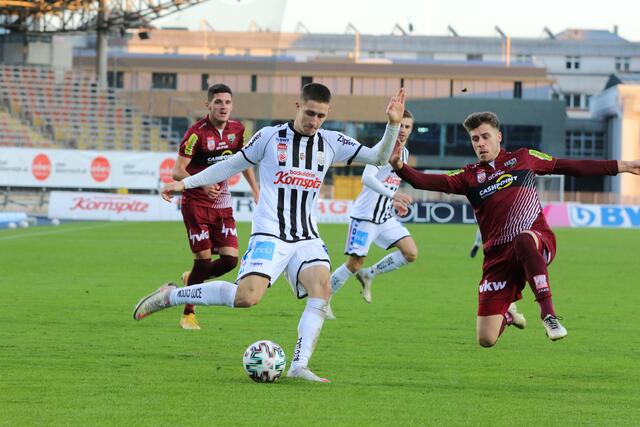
[477, 230, 556, 316]
[181, 204, 238, 254]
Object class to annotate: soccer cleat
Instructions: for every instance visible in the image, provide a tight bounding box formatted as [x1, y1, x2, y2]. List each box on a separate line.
[507, 302, 527, 329]
[286, 366, 330, 383]
[542, 314, 567, 341]
[181, 270, 191, 286]
[179, 313, 201, 330]
[470, 245, 480, 258]
[325, 301, 336, 320]
[133, 283, 177, 320]
[355, 269, 373, 303]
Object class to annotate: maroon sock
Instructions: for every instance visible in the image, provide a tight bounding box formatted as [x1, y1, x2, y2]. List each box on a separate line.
[513, 234, 556, 319]
[207, 255, 238, 279]
[183, 259, 211, 315]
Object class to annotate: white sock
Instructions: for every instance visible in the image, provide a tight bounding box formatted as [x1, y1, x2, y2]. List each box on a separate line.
[331, 263, 354, 294]
[369, 251, 409, 277]
[169, 281, 237, 307]
[291, 298, 326, 369]
[474, 229, 483, 246]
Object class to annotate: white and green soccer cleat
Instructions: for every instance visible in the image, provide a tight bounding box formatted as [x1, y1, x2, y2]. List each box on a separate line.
[355, 269, 374, 303]
[507, 302, 527, 329]
[286, 366, 330, 383]
[542, 314, 567, 341]
[133, 283, 177, 320]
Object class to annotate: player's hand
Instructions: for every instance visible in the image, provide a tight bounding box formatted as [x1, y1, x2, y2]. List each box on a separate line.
[205, 184, 221, 199]
[619, 159, 640, 175]
[386, 88, 406, 125]
[392, 191, 413, 207]
[393, 200, 409, 216]
[161, 180, 185, 202]
[252, 190, 260, 204]
[389, 141, 404, 170]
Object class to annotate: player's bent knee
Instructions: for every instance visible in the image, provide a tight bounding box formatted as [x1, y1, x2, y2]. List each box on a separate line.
[233, 287, 263, 308]
[478, 338, 497, 348]
[403, 250, 418, 263]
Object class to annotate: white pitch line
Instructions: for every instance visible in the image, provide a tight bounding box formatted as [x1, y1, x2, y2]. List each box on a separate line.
[0, 222, 122, 241]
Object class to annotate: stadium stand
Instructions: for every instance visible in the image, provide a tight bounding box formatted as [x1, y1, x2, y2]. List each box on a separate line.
[0, 65, 171, 151]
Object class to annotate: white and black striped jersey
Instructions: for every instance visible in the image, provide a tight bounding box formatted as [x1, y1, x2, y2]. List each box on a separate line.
[350, 147, 409, 224]
[241, 122, 362, 242]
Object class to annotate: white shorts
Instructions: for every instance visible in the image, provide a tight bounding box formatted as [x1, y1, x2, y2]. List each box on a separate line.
[344, 218, 411, 257]
[236, 234, 331, 299]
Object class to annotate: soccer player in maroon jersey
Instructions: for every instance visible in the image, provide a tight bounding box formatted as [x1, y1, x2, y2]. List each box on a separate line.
[172, 83, 259, 330]
[389, 111, 640, 346]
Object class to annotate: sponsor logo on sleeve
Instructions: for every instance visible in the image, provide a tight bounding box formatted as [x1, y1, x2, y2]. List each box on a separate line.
[337, 134, 357, 147]
[528, 149, 553, 161]
[185, 134, 198, 155]
[245, 131, 261, 148]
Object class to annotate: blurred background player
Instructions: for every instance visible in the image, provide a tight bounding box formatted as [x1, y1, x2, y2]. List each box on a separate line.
[328, 110, 417, 319]
[470, 228, 482, 258]
[173, 83, 259, 330]
[390, 111, 640, 347]
[133, 84, 406, 382]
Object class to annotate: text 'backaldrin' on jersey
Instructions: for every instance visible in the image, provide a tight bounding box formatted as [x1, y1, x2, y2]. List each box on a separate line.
[241, 122, 362, 242]
[350, 147, 408, 224]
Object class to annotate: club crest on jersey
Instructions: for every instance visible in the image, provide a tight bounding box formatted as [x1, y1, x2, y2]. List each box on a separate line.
[477, 170, 486, 183]
[228, 134, 236, 143]
[317, 151, 325, 166]
[207, 136, 216, 151]
[277, 143, 287, 162]
[299, 152, 305, 161]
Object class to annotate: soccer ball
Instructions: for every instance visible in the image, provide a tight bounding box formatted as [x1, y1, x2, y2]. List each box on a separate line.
[242, 340, 286, 383]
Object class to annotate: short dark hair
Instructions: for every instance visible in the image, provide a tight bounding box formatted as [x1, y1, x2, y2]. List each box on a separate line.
[463, 111, 500, 132]
[403, 109, 414, 121]
[207, 83, 232, 101]
[301, 83, 331, 104]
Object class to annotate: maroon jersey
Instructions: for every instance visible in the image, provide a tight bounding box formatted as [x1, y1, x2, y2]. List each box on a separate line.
[178, 117, 245, 208]
[397, 148, 618, 251]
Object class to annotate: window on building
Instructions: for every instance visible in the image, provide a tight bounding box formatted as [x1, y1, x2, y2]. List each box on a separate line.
[565, 56, 581, 70]
[515, 54, 532, 63]
[107, 71, 123, 89]
[152, 72, 177, 90]
[466, 53, 483, 62]
[301, 76, 313, 87]
[503, 125, 542, 151]
[410, 123, 441, 156]
[615, 57, 631, 72]
[201, 74, 209, 91]
[565, 131, 605, 157]
[513, 81, 522, 99]
[564, 93, 583, 109]
[251, 74, 257, 92]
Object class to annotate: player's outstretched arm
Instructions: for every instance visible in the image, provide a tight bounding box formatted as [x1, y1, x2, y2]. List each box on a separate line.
[352, 88, 406, 166]
[160, 152, 252, 202]
[361, 163, 413, 207]
[618, 159, 640, 175]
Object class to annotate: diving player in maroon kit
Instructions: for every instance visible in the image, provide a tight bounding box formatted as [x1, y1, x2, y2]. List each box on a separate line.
[172, 83, 259, 330]
[389, 111, 640, 347]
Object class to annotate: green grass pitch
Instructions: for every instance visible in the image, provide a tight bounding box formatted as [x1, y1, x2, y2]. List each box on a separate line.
[1, 221, 639, 426]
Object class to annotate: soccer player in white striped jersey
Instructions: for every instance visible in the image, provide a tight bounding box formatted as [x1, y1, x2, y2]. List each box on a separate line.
[133, 83, 406, 382]
[327, 110, 417, 319]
